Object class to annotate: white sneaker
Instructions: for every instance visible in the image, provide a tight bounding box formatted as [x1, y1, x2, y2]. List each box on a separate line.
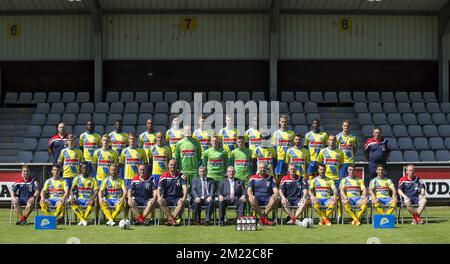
[78, 221, 84, 226]
[295, 219, 302, 226]
[286, 219, 294, 225]
[110, 221, 116, 226]
[106, 220, 113, 226]
[82, 220, 88, 226]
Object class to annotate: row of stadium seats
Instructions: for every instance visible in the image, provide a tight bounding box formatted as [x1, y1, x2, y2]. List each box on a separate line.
[359, 113, 450, 126]
[362, 124, 450, 138]
[389, 137, 450, 151]
[4, 92, 90, 104]
[281, 91, 438, 103]
[355, 102, 450, 114]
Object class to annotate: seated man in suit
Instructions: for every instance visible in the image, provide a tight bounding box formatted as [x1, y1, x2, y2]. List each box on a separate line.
[218, 166, 246, 226]
[191, 166, 216, 225]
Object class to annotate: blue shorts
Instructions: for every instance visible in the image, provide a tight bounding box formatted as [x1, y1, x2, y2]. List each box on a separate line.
[340, 163, 351, 178]
[86, 162, 96, 178]
[333, 180, 341, 197]
[165, 197, 181, 207]
[151, 174, 161, 187]
[18, 197, 30, 206]
[75, 198, 91, 206]
[105, 198, 120, 207]
[64, 178, 74, 189]
[377, 197, 392, 206]
[308, 161, 318, 175]
[317, 198, 331, 207]
[409, 196, 420, 205]
[255, 195, 271, 206]
[47, 198, 60, 206]
[287, 197, 301, 207]
[135, 197, 151, 206]
[348, 196, 362, 206]
[275, 160, 286, 176]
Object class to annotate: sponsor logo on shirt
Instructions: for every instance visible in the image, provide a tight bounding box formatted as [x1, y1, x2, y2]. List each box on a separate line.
[181, 150, 195, 157]
[126, 158, 141, 165]
[64, 159, 80, 166]
[111, 142, 125, 148]
[169, 138, 182, 145]
[309, 142, 324, 148]
[98, 160, 113, 166]
[291, 158, 306, 163]
[324, 158, 339, 166]
[154, 155, 167, 162]
[235, 160, 250, 167]
[83, 142, 98, 150]
[143, 142, 155, 149]
[339, 144, 353, 151]
[277, 139, 290, 147]
[208, 159, 224, 167]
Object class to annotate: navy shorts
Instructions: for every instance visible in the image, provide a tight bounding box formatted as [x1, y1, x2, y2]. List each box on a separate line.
[409, 196, 420, 205]
[18, 197, 30, 206]
[165, 197, 181, 207]
[135, 198, 151, 206]
[287, 197, 301, 207]
[255, 195, 271, 206]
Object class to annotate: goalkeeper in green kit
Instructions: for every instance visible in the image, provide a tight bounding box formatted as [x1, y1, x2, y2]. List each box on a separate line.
[203, 135, 228, 182]
[230, 136, 252, 185]
[174, 126, 202, 186]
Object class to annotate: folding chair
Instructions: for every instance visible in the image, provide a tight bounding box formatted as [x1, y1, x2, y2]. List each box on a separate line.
[249, 200, 279, 225]
[279, 203, 310, 225]
[397, 197, 428, 224]
[369, 199, 399, 224]
[98, 201, 127, 225]
[38, 201, 69, 225]
[9, 199, 39, 225]
[340, 203, 369, 224]
[67, 201, 99, 225]
[129, 203, 158, 225]
[188, 197, 217, 226]
[157, 199, 189, 226]
[310, 201, 339, 225]
[216, 197, 246, 226]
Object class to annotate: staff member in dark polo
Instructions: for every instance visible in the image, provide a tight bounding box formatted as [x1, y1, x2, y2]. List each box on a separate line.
[364, 127, 391, 179]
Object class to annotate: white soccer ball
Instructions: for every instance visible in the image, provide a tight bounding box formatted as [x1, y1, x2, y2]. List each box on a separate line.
[302, 218, 314, 228]
[119, 219, 131, 229]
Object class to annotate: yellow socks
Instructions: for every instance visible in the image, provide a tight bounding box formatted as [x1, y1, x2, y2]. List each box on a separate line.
[375, 203, 385, 214]
[357, 204, 367, 219]
[40, 202, 50, 216]
[101, 202, 113, 221]
[84, 205, 93, 219]
[344, 204, 358, 221]
[72, 205, 85, 222]
[313, 203, 326, 219]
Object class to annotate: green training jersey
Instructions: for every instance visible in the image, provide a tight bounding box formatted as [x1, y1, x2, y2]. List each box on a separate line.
[174, 137, 202, 174]
[203, 147, 228, 181]
[230, 147, 252, 182]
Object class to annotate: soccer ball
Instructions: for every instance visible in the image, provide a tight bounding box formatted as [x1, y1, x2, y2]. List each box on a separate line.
[302, 218, 314, 228]
[119, 219, 131, 229]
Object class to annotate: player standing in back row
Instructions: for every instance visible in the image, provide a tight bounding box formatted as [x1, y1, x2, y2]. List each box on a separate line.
[304, 119, 328, 179]
[174, 126, 202, 186]
[272, 114, 295, 183]
[336, 120, 358, 178]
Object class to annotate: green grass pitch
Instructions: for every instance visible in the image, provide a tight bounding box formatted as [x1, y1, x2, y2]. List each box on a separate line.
[0, 207, 449, 244]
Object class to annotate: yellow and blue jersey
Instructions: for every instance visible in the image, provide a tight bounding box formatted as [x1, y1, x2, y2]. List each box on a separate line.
[58, 147, 84, 178]
[271, 129, 295, 161]
[148, 144, 172, 175]
[340, 177, 364, 198]
[100, 176, 125, 199]
[193, 128, 215, 155]
[120, 147, 148, 180]
[309, 176, 334, 199]
[336, 132, 358, 164]
[245, 128, 261, 152]
[72, 175, 98, 199]
[304, 131, 328, 162]
[369, 177, 394, 199]
[138, 131, 156, 156]
[285, 147, 310, 177]
[166, 128, 184, 153]
[218, 127, 239, 155]
[252, 146, 276, 175]
[79, 132, 101, 162]
[92, 148, 119, 181]
[317, 147, 344, 181]
[109, 131, 128, 156]
[42, 178, 67, 199]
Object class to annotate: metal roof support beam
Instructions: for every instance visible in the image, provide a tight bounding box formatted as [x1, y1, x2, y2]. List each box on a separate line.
[269, 0, 281, 101]
[438, 1, 450, 103]
[89, 0, 103, 103]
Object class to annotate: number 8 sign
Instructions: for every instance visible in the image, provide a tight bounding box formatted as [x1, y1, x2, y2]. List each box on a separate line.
[7, 23, 21, 38]
[338, 17, 352, 32]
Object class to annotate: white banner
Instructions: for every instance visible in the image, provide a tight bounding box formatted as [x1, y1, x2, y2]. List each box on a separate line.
[0, 182, 14, 201]
[423, 180, 450, 198]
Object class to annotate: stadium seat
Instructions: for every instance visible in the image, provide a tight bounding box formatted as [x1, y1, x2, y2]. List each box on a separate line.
[76, 92, 90, 103]
[123, 114, 137, 125]
[353, 92, 366, 102]
[95, 125, 105, 135]
[289, 102, 303, 113]
[382, 102, 397, 113]
[46, 114, 61, 125]
[362, 125, 375, 137]
[37, 138, 50, 151]
[435, 150, 450, 161]
[423, 92, 437, 102]
[47, 92, 61, 103]
[74, 125, 86, 136]
[423, 125, 439, 137]
[179, 92, 193, 102]
[140, 102, 154, 113]
[296, 92, 309, 103]
[338, 91, 353, 103]
[378, 125, 392, 137]
[291, 113, 306, 125]
[372, 113, 387, 125]
[137, 125, 146, 135]
[281, 92, 295, 102]
[18, 151, 33, 163]
[390, 151, 403, 162]
[110, 102, 124, 113]
[107, 114, 122, 125]
[21, 138, 37, 151]
[135, 92, 149, 103]
[208, 91, 221, 101]
[124, 102, 139, 113]
[389, 138, 398, 150]
[409, 92, 422, 102]
[236, 91, 250, 102]
[368, 103, 383, 113]
[155, 102, 169, 113]
[381, 92, 395, 102]
[395, 92, 409, 102]
[77, 113, 92, 125]
[294, 125, 308, 136]
[426, 103, 441, 113]
[50, 102, 65, 114]
[279, 102, 289, 114]
[65, 102, 79, 114]
[120, 92, 134, 103]
[80, 102, 94, 113]
[419, 151, 435, 161]
[62, 114, 76, 126]
[402, 113, 417, 125]
[33, 151, 49, 163]
[106, 92, 119, 103]
[33, 92, 47, 103]
[367, 92, 381, 102]
[358, 113, 372, 125]
[164, 92, 178, 103]
[4, 92, 18, 104]
[412, 103, 426, 113]
[398, 103, 412, 113]
[304, 102, 318, 113]
[309, 92, 323, 103]
[445, 138, 450, 149]
[354, 103, 368, 113]
[153, 125, 167, 134]
[31, 114, 46, 126]
[398, 137, 414, 150]
[123, 126, 136, 134]
[306, 113, 320, 125]
[413, 138, 430, 150]
[432, 113, 447, 125]
[223, 91, 236, 101]
[429, 137, 445, 150]
[441, 103, 450, 113]
[323, 92, 338, 103]
[448, 113, 450, 124]
[36, 103, 50, 114]
[42, 126, 56, 137]
[408, 125, 423, 137]
[18, 92, 33, 103]
[417, 113, 432, 125]
[65, 125, 73, 134]
[154, 114, 169, 125]
[27, 126, 42, 138]
[403, 150, 420, 162]
[387, 113, 403, 125]
[138, 113, 153, 124]
[95, 102, 109, 113]
[252, 92, 265, 102]
[62, 92, 76, 103]
[393, 124, 409, 137]
[438, 125, 450, 137]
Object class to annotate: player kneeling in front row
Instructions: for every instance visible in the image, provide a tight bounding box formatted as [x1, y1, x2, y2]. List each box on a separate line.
[99, 165, 127, 226]
[70, 162, 99, 226]
[40, 165, 69, 223]
[369, 164, 397, 215]
[158, 159, 188, 226]
[279, 164, 308, 225]
[248, 162, 278, 226]
[340, 164, 368, 226]
[309, 164, 338, 226]
[128, 164, 157, 225]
